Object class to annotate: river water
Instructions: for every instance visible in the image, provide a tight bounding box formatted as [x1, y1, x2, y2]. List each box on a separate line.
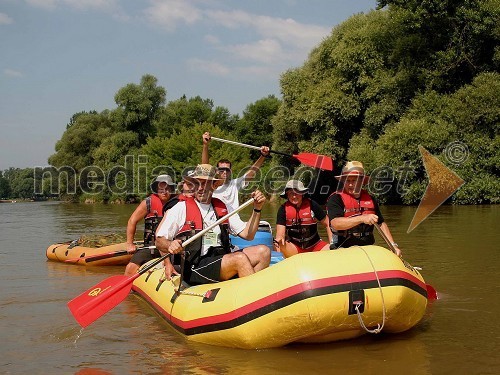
[0, 201, 499, 374]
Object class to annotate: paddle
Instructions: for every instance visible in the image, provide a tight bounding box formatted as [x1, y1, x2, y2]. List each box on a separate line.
[210, 137, 334, 171]
[374, 223, 438, 300]
[67, 197, 256, 328]
[64, 246, 156, 264]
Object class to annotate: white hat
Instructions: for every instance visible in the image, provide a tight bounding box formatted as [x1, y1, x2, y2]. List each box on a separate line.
[280, 180, 309, 198]
[335, 161, 370, 184]
[150, 174, 175, 192]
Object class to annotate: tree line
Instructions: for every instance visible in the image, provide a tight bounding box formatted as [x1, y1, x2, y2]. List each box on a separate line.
[4, 0, 498, 204]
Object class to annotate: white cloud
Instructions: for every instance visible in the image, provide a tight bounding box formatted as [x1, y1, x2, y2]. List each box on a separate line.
[187, 58, 230, 76]
[0, 12, 14, 25]
[235, 65, 278, 79]
[204, 34, 220, 45]
[25, 0, 127, 19]
[144, 0, 202, 32]
[25, 0, 55, 9]
[201, 8, 330, 72]
[205, 10, 330, 50]
[4, 69, 24, 78]
[222, 39, 287, 64]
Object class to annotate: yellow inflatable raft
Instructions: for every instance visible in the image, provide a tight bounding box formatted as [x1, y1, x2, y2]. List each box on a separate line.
[46, 241, 140, 266]
[132, 245, 428, 349]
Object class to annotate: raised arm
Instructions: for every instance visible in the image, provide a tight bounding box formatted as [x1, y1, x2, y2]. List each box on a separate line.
[202, 131, 210, 164]
[243, 146, 270, 182]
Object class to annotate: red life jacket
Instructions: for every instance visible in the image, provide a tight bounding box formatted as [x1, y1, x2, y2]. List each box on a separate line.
[337, 190, 376, 217]
[284, 198, 321, 249]
[331, 190, 376, 237]
[144, 194, 165, 245]
[176, 197, 231, 262]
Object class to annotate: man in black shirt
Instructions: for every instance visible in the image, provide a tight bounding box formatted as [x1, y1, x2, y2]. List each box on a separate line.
[326, 161, 402, 256]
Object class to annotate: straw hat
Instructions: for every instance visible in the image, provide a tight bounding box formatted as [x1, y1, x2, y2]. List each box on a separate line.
[280, 180, 309, 198]
[335, 161, 370, 184]
[150, 174, 176, 193]
[184, 164, 224, 182]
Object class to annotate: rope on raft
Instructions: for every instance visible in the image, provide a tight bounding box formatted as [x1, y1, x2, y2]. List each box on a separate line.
[356, 246, 386, 334]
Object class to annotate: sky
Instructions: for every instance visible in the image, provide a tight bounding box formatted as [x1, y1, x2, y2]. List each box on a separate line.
[0, 0, 377, 170]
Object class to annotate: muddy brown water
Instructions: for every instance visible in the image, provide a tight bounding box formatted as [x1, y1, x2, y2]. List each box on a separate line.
[0, 201, 498, 374]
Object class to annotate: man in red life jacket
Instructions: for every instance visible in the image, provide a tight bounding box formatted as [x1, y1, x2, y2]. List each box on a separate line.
[326, 161, 402, 256]
[156, 164, 270, 285]
[274, 180, 332, 258]
[124, 175, 177, 276]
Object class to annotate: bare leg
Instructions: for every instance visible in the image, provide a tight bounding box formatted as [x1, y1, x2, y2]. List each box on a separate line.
[320, 243, 330, 251]
[124, 262, 139, 276]
[281, 242, 299, 258]
[220, 251, 255, 280]
[243, 245, 271, 271]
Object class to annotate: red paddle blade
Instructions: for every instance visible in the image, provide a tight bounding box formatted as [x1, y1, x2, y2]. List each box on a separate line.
[426, 284, 438, 300]
[67, 274, 139, 327]
[292, 153, 334, 171]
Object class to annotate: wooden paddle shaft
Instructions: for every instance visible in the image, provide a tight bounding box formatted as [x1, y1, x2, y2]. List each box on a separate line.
[374, 223, 397, 254]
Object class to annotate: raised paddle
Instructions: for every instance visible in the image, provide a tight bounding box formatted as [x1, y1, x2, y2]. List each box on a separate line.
[64, 246, 156, 264]
[67, 197, 256, 328]
[374, 223, 438, 300]
[210, 136, 334, 171]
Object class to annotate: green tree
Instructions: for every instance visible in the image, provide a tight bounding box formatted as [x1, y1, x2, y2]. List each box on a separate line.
[140, 123, 252, 182]
[4, 168, 34, 199]
[112, 74, 166, 143]
[0, 171, 10, 198]
[49, 112, 114, 170]
[234, 95, 281, 147]
[155, 95, 236, 137]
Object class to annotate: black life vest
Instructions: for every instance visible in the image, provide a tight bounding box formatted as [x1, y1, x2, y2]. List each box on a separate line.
[144, 194, 164, 246]
[284, 198, 321, 249]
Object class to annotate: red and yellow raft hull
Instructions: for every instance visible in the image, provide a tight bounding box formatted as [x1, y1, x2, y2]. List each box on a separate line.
[46, 241, 137, 266]
[132, 245, 429, 348]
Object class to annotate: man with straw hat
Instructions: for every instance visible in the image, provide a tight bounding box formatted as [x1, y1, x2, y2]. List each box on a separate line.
[326, 161, 402, 256]
[156, 164, 270, 285]
[274, 179, 332, 258]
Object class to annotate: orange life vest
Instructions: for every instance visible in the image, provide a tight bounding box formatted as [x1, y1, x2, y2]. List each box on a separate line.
[284, 198, 321, 249]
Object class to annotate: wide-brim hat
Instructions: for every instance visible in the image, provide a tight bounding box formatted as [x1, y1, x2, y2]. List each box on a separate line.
[150, 174, 176, 192]
[184, 164, 224, 182]
[280, 179, 309, 198]
[335, 161, 370, 184]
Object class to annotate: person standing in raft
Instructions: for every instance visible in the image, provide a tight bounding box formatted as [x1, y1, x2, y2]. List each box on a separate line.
[273, 180, 332, 258]
[155, 164, 271, 285]
[124, 175, 178, 276]
[201, 132, 270, 207]
[326, 161, 402, 256]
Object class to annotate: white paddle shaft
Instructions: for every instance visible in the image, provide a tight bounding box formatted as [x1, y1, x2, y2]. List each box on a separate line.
[210, 137, 261, 151]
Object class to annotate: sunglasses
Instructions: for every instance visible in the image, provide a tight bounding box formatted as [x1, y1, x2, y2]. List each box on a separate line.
[217, 167, 231, 172]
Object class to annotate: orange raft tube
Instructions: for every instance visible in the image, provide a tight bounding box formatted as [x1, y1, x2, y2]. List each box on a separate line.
[132, 245, 429, 349]
[46, 241, 142, 266]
